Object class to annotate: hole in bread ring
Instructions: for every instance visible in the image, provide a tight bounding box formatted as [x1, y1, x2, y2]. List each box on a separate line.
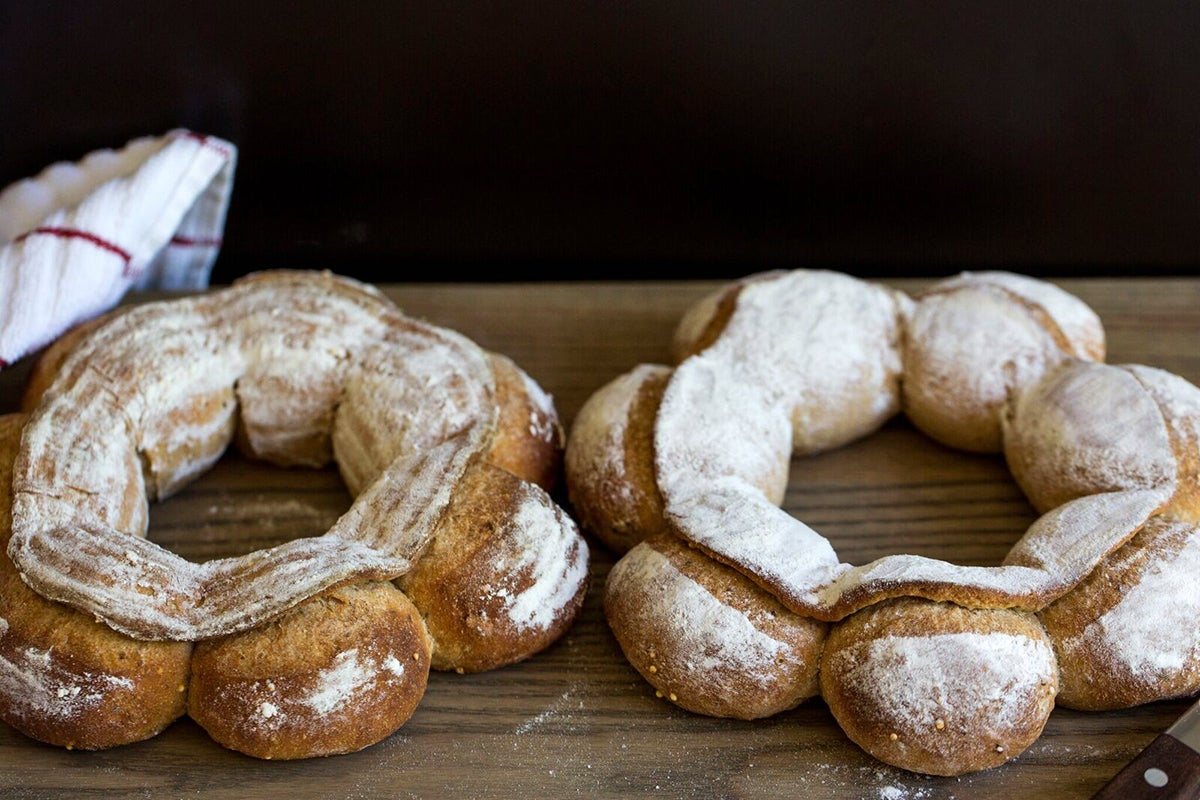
[577, 271, 1167, 622]
[8, 271, 587, 645]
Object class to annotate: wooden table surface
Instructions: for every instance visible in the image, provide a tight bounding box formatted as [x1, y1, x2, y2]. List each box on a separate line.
[1, 275, 1197, 800]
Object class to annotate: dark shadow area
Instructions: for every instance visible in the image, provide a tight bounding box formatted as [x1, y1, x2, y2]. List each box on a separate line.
[4, 3, 1199, 283]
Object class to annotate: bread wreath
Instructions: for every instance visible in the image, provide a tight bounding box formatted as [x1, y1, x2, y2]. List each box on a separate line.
[0, 270, 590, 759]
[566, 269, 1200, 776]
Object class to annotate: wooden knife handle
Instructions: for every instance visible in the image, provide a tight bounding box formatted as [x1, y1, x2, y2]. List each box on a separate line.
[1092, 734, 1200, 799]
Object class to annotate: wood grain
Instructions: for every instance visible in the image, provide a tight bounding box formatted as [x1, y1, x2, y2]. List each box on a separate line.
[1, 276, 1197, 799]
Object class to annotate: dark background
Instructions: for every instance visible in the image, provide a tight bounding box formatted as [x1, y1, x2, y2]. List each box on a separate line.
[3, 2, 1200, 284]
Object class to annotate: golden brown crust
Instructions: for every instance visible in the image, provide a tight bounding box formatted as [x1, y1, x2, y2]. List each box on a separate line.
[4, 269, 586, 758]
[0, 413, 191, 750]
[397, 462, 589, 673]
[669, 271, 790, 363]
[189, 582, 430, 760]
[564, 364, 671, 554]
[0, 563, 193, 750]
[1126, 364, 1200, 522]
[670, 283, 742, 363]
[621, 368, 670, 525]
[604, 533, 826, 720]
[1039, 515, 1200, 710]
[0, 414, 24, 540]
[1002, 360, 1176, 514]
[820, 598, 1058, 776]
[484, 352, 564, 493]
[903, 274, 1103, 453]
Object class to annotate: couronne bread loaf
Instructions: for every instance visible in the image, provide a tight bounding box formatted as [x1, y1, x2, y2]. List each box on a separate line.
[0, 270, 590, 759]
[565, 269, 1200, 776]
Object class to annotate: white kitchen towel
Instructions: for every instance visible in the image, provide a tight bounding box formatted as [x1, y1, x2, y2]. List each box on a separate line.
[0, 129, 237, 368]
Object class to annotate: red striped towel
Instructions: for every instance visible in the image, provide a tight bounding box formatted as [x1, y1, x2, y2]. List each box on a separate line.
[0, 130, 237, 368]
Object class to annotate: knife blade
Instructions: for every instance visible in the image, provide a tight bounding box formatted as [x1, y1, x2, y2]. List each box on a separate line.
[1091, 697, 1200, 799]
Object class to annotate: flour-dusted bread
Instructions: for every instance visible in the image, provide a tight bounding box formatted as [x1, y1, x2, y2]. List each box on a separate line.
[566, 268, 1199, 776]
[396, 462, 589, 674]
[903, 271, 1104, 453]
[189, 581, 431, 760]
[565, 363, 672, 555]
[820, 598, 1058, 776]
[604, 533, 826, 719]
[0, 269, 589, 758]
[1038, 514, 1200, 711]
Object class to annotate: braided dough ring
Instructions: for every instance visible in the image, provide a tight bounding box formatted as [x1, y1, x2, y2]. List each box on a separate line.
[0, 270, 589, 758]
[566, 269, 1200, 776]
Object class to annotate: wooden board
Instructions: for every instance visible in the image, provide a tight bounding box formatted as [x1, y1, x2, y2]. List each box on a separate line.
[1, 276, 1197, 799]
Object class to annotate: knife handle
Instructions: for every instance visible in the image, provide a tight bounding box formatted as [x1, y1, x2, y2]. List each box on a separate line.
[1092, 734, 1200, 799]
